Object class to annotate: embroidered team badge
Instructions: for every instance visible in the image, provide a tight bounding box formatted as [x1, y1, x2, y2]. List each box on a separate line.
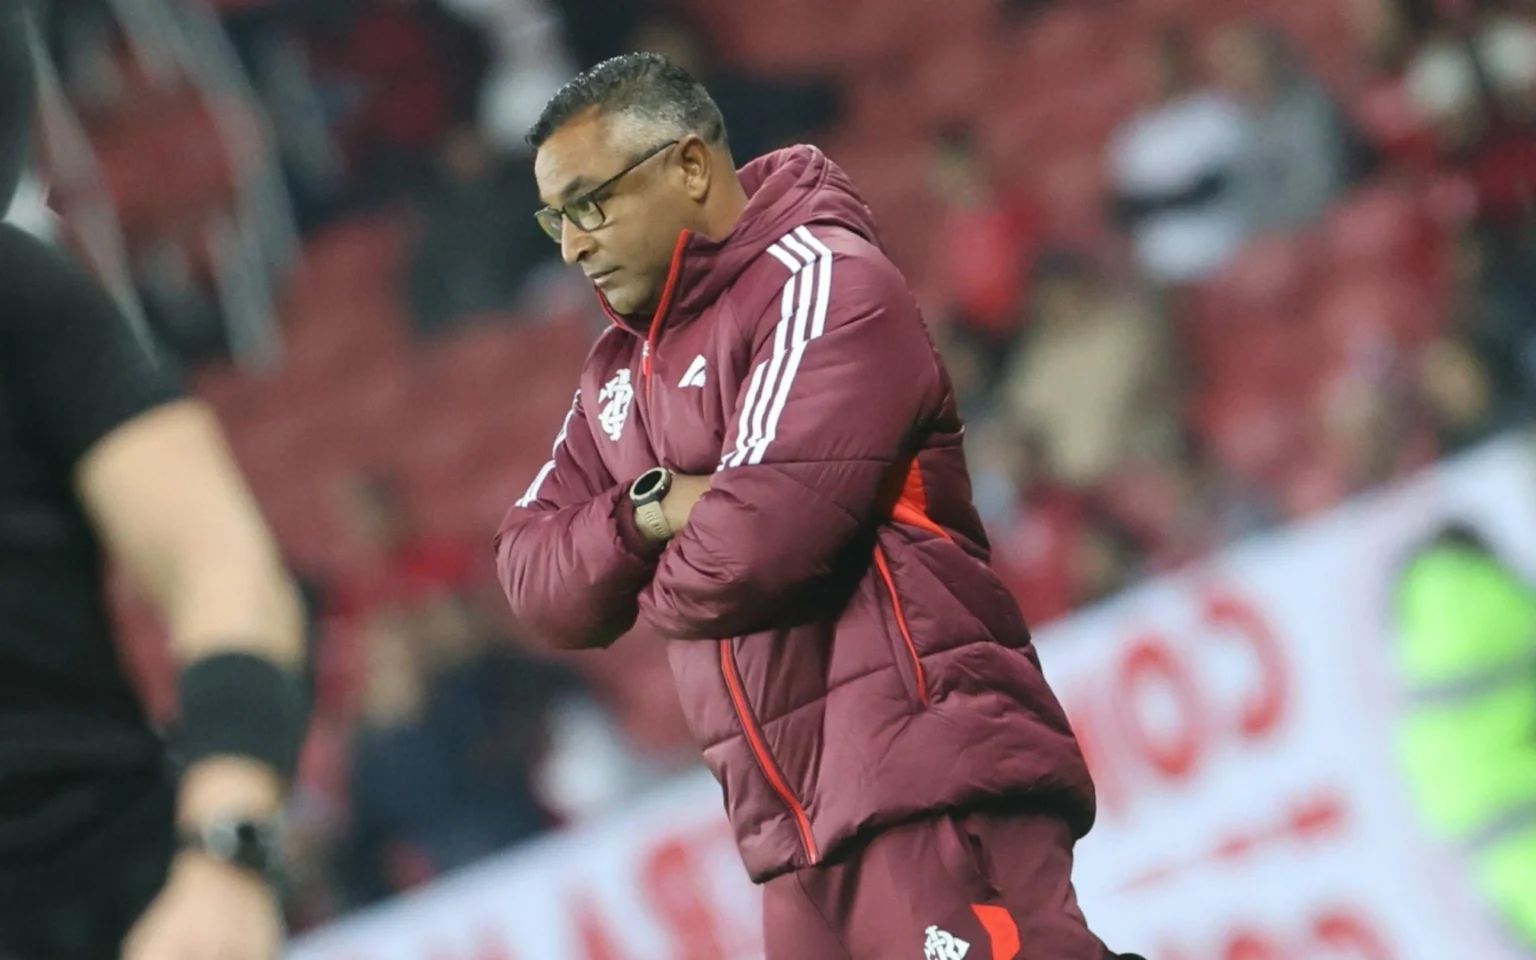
[597, 368, 634, 441]
[923, 926, 970, 960]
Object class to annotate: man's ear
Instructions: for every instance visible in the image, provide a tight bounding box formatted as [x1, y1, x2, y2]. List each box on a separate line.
[678, 135, 714, 202]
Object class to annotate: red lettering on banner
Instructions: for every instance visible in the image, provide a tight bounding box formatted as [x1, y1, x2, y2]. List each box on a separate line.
[1115, 636, 1206, 781]
[1203, 592, 1289, 740]
[640, 836, 727, 960]
[1289, 792, 1347, 840]
[1061, 586, 1294, 823]
[1115, 786, 1351, 892]
[1152, 904, 1396, 960]
[1065, 686, 1125, 818]
[426, 930, 517, 960]
[1157, 942, 1192, 960]
[573, 897, 630, 960]
[1311, 910, 1395, 960]
[1225, 931, 1282, 960]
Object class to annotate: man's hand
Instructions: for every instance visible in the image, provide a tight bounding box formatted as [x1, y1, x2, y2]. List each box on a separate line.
[122, 851, 283, 960]
[661, 474, 712, 536]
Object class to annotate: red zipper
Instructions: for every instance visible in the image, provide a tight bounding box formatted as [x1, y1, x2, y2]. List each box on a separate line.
[873, 545, 929, 707]
[641, 231, 691, 384]
[718, 639, 819, 864]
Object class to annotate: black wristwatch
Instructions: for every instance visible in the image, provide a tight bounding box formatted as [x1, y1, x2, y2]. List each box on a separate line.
[629, 466, 674, 543]
[178, 817, 284, 884]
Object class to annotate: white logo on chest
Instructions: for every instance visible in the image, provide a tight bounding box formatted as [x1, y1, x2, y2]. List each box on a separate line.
[597, 368, 634, 442]
[679, 354, 708, 388]
[923, 926, 970, 960]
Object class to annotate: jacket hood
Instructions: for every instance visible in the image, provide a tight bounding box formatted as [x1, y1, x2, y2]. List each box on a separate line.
[601, 145, 882, 335]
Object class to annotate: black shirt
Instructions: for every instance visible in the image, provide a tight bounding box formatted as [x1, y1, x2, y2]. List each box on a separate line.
[0, 224, 184, 852]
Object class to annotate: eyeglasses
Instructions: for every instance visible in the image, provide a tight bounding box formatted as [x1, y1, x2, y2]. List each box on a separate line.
[534, 140, 679, 242]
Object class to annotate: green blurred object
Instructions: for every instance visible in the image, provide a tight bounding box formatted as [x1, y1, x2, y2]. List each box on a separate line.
[1396, 534, 1536, 947]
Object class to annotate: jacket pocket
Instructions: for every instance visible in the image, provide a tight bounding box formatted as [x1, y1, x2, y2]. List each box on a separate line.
[718, 639, 820, 864]
[872, 544, 929, 708]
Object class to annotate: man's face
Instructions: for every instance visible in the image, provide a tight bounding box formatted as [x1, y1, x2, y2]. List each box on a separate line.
[535, 113, 695, 316]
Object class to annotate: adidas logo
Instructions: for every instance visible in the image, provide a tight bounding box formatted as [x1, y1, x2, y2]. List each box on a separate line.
[678, 354, 707, 388]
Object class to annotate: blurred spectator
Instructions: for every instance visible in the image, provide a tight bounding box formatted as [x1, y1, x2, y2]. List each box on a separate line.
[1346, 0, 1443, 169]
[328, 470, 475, 633]
[405, 125, 551, 335]
[628, 9, 841, 164]
[1108, 27, 1251, 284]
[436, 0, 574, 154]
[301, 0, 489, 207]
[1405, 11, 1536, 223]
[221, 2, 351, 235]
[1348, 0, 1442, 75]
[928, 126, 1044, 378]
[991, 474, 1149, 627]
[1002, 252, 1178, 489]
[1315, 370, 1437, 507]
[1418, 229, 1536, 451]
[1211, 23, 1360, 232]
[547, 0, 642, 70]
[335, 609, 569, 906]
[1418, 336, 1500, 451]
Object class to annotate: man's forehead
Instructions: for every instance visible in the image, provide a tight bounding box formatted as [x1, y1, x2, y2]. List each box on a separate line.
[534, 114, 628, 205]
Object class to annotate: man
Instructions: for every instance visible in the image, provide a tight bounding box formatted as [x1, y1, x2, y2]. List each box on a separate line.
[496, 53, 1138, 959]
[0, 18, 308, 960]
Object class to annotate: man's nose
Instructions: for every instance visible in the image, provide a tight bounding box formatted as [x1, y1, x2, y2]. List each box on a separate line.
[560, 219, 595, 266]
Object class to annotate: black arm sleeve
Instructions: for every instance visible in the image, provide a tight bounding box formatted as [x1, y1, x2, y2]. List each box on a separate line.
[0, 224, 185, 468]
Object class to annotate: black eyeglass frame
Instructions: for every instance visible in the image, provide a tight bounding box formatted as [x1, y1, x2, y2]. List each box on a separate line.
[534, 139, 681, 242]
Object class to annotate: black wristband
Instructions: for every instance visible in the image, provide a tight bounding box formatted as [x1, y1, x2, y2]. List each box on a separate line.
[175, 652, 309, 782]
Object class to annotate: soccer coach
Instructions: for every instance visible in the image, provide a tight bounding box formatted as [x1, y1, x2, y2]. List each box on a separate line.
[0, 16, 307, 960]
[497, 53, 1140, 960]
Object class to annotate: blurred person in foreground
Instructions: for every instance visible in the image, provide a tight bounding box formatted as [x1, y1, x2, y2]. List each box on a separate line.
[0, 15, 308, 960]
[495, 53, 1140, 960]
[1394, 523, 1536, 950]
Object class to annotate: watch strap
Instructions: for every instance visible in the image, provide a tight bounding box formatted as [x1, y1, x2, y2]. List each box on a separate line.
[634, 499, 673, 542]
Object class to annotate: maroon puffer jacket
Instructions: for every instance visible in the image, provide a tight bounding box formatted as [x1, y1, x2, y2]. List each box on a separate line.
[495, 146, 1094, 882]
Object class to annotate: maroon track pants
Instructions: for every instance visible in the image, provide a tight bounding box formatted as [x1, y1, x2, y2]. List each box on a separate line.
[762, 807, 1130, 960]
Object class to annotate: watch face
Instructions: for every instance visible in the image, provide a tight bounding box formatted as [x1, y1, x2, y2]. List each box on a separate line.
[632, 468, 668, 501]
[188, 819, 280, 875]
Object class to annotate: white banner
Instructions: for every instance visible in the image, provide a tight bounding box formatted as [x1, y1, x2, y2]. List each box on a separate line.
[291, 435, 1536, 960]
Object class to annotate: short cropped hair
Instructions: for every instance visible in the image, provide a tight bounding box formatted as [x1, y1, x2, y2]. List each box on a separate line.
[527, 52, 728, 151]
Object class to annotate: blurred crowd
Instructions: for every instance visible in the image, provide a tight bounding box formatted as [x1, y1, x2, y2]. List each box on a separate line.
[23, 0, 1536, 933]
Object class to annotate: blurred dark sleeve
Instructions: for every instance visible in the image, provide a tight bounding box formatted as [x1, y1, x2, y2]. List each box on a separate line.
[0, 225, 186, 469]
